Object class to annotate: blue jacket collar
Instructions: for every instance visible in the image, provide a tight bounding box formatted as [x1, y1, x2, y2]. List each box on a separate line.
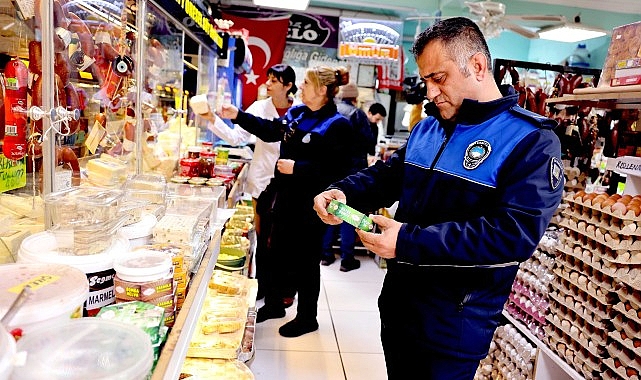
[424, 94, 519, 125]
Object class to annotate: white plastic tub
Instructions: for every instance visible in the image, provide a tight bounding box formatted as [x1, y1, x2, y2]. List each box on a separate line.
[17, 232, 129, 316]
[0, 325, 15, 380]
[0, 263, 88, 335]
[10, 318, 153, 380]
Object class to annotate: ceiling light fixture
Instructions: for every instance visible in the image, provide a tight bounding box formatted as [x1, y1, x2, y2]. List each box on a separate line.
[537, 14, 607, 43]
[252, 0, 310, 11]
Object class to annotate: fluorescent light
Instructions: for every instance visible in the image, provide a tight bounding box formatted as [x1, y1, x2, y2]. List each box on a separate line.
[252, 0, 310, 11]
[538, 22, 607, 43]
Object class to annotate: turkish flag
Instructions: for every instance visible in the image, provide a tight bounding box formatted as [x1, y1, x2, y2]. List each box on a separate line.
[222, 13, 290, 110]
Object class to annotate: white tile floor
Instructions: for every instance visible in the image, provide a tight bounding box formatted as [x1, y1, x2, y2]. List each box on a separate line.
[248, 254, 388, 380]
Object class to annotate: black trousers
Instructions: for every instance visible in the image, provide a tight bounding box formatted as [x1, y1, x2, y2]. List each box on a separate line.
[263, 216, 326, 320]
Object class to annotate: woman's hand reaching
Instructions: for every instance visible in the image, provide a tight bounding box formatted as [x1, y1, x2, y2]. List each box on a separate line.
[217, 103, 239, 120]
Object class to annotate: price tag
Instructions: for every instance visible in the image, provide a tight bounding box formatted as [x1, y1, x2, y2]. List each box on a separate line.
[0, 155, 26, 193]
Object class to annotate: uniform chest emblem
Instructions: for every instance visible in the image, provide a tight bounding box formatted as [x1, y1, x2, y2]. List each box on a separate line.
[302, 133, 311, 143]
[463, 140, 491, 170]
[550, 157, 564, 190]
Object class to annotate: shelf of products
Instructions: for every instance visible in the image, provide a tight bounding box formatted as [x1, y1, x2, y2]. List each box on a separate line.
[151, 228, 221, 380]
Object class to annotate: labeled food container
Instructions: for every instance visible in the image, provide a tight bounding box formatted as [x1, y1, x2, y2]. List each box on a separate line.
[0, 263, 88, 335]
[10, 318, 153, 380]
[118, 213, 157, 248]
[215, 147, 229, 165]
[114, 251, 173, 301]
[0, 325, 16, 380]
[17, 232, 129, 316]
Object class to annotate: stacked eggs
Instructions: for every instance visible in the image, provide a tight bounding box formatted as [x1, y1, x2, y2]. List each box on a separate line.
[551, 190, 641, 379]
[474, 324, 537, 380]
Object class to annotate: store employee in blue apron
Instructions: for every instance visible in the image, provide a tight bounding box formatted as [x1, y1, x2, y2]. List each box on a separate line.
[314, 17, 564, 379]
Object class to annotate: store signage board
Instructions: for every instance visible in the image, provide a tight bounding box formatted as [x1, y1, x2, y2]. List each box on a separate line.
[155, 0, 222, 48]
[606, 156, 641, 195]
[0, 155, 26, 193]
[337, 18, 403, 64]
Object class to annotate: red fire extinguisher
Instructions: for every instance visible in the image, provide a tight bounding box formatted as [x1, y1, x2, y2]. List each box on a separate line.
[3, 58, 29, 160]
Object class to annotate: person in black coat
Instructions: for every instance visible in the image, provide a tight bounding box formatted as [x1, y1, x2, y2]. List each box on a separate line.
[217, 65, 355, 337]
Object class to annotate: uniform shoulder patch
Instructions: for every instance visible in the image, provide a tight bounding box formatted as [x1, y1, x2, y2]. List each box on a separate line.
[510, 106, 558, 130]
[463, 140, 491, 170]
[550, 157, 564, 190]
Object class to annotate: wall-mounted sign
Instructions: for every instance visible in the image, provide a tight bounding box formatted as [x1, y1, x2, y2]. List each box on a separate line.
[338, 18, 403, 64]
[155, 0, 223, 48]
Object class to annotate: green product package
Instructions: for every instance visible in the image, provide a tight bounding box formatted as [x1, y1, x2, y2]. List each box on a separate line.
[326, 200, 374, 232]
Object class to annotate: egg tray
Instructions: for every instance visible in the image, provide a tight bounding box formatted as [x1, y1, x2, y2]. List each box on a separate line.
[610, 330, 641, 358]
[548, 281, 609, 330]
[547, 327, 604, 377]
[508, 294, 546, 324]
[565, 193, 641, 222]
[619, 270, 641, 292]
[511, 280, 549, 309]
[492, 340, 534, 372]
[556, 255, 617, 300]
[545, 312, 606, 357]
[614, 301, 641, 325]
[547, 297, 609, 349]
[613, 313, 641, 341]
[562, 216, 641, 257]
[553, 265, 614, 312]
[546, 331, 600, 379]
[557, 244, 617, 290]
[620, 284, 641, 307]
[602, 358, 641, 380]
[606, 342, 641, 372]
[554, 267, 616, 305]
[548, 292, 609, 336]
[560, 230, 641, 276]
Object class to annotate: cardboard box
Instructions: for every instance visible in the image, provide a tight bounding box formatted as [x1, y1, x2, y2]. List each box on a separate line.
[598, 21, 641, 87]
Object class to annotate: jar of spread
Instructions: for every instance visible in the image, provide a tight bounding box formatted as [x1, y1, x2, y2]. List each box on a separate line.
[198, 150, 216, 178]
[179, 158, 200, 177]
[186, 146, 202, 159]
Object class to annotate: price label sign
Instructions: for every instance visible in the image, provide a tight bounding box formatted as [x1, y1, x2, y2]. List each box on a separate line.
[0, 154, 26, 192]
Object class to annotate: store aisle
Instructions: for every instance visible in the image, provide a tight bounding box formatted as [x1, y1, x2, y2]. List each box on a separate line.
[249, 255, 388, 380]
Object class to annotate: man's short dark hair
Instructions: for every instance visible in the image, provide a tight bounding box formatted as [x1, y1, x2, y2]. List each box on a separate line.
[368, 103, 387, 117]
[411, 17, 493, 74]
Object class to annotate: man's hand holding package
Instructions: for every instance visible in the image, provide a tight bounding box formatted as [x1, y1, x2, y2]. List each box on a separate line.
[313, 189, 346, 225]
[357, 214, 399, 259]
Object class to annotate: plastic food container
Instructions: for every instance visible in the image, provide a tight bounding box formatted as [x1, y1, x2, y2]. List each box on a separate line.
[10, 318, 153, 380]
[124, 173, 168, 205]
[44, 187, 124, 225]
[0, 325, 15, 380]
[0, 263, 88, 335]
[118, 214, 157, 248]
[17, 233, 129, 316]
[114, 251, 173, 301]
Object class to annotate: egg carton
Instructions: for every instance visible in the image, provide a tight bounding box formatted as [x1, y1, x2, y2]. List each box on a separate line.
[550, 289, 609, 331]
[614, 302, 641, 325]
[603, 357, 640, 380]
[610, 329, 641, 357]
[613, 314, 641, 345]
[606, 343, 641, 372]
[554, 264, 614, 306]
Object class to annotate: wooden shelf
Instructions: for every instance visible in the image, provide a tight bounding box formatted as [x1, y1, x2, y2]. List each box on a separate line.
[546, 90, 641, 109]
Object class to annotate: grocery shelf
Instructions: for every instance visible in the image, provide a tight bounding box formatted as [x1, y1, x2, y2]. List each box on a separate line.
[151, 227, 222, 380]
[502, 310, 584, 380]
[546, 89, 641, 109]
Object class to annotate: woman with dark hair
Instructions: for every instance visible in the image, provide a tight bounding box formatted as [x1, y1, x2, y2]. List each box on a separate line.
[218, 65, 354, 337]
[203, 64, 299, 305]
